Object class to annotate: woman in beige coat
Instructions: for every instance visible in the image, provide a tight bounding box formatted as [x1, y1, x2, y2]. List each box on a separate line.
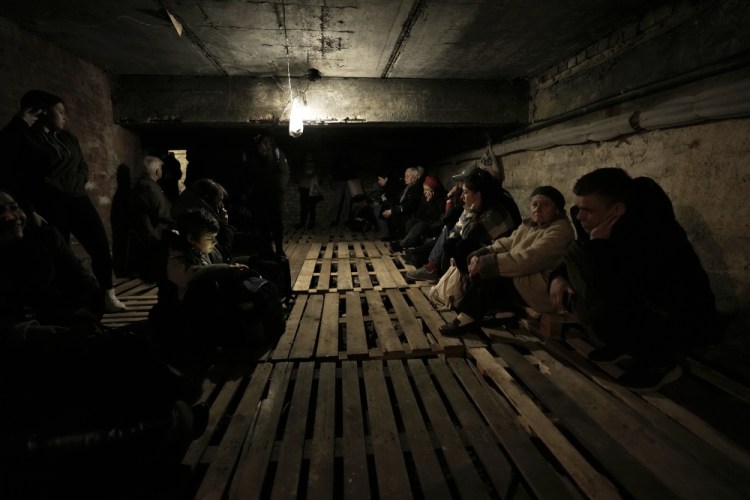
[440, 185, 574, 336]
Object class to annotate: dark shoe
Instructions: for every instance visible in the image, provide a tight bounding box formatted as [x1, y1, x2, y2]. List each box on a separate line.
[379, 234, 392, 241]
[587, 345, 629, 364]
[439, 319, 479, 337]
[390, 241, 403, 252]
[190, 402, 209, 439]
[617, 362, 683, 393]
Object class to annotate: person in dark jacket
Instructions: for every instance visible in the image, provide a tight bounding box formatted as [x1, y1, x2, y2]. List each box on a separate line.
[4, 90, 126, 312]
[129, 155, 172, 282]
[381, 166, 424, 240]
[391, 175, 446, 251]
[549, 167, 718, 393]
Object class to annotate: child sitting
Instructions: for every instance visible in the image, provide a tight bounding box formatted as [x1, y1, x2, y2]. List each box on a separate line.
[149, 208, 283, 362]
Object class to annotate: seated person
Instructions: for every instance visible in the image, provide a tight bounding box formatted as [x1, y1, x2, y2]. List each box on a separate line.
[381, 166, 424, 240]
[549, 168, 718, 393]
[407, 166, 521, 283]
[371, 168, 403, 238]
[390, 175, 446, 252]
[172, 177, 290, 301]
[149, 208, 283, 361]
[128, 155, 173, 282]
[441, 168, 520, 273]
[0, 190, 205, 487]
[440, 186, 574, 336]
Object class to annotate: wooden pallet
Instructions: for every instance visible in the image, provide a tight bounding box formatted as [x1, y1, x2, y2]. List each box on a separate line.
[268, 287, 464, 361]
[469, 340, 750, 499]
[293, 241, 413, 292]
[101, 277, 158, 327]
[185, 357, 585, 500]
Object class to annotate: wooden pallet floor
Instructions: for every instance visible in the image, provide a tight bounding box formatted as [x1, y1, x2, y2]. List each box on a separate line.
[101, 228, 750, 499]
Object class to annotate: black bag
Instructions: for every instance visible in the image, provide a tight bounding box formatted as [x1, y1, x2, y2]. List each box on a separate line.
[237, 274, 285, 339]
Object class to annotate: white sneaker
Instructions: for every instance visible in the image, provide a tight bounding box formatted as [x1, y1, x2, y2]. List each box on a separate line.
[104, 288, 127, 313]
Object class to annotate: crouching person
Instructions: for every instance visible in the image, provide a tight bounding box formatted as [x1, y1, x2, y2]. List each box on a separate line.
[0, 190, 206, 495]
[149, 208, 284, 363]
[440, 186, 574, 336]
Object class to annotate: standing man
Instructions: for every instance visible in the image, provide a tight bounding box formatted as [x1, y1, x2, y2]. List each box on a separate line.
[549, 167, 718, 392]
[5, 90, 126, 312]
[253, 133, 290, 259]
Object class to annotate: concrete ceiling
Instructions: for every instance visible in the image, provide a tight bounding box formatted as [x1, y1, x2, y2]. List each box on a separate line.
[1, 0, 666, 80]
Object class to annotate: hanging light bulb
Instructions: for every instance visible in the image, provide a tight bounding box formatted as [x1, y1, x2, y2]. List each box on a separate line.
[289, 96, 304, 138]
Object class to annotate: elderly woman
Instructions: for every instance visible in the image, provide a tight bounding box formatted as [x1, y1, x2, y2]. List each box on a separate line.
[440, 186, 574, 336]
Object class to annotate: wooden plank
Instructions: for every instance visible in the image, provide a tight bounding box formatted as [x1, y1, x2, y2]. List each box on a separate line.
[532, 346, 750, 497]
[426, 358, 515, 498]
[229, 362, 295, 500]
[491, 343, 679, 498]
[323, 243, 334, 259]
[363, 241, 381, 258]
[386, 360, 451, 500]
[307, 363, 336, 499]
[686, 357, 750, 406]
[290, 294, 324, 360]
[406, 359, 491, 499]
[293, 259, 316, 292]
[336, 258, 353, 290]
[405, 288, 463, 354]
[317, 293, 340, 359]
[370, 257, 397, 289]
[354, 259, 373, 289]
[270, 362, 315, 500]
[385, 289, 431, 354]
[318, 260, 332, 291]
[337, 242, 350, 259]
[364, 290, 404, 357]
[182, 372, 246, 471]
[362, 361, 412, 499]
[305, 242, 322, 260]
[345, 292, 369, 358]
[342, 362, 370, 500]
[449, 357, 583, 499]
[448, 358, 579, 499]
[381, 255, 408, 287]
[353, 242, 366, 259]
[469, 348, 620, 500]
[271, 295, 308, 360]
[196, 363, 274, 500]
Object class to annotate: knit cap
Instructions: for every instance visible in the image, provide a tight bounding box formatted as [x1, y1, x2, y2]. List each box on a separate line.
[423, 176, 439, 190]
[531, 185, 566, 212]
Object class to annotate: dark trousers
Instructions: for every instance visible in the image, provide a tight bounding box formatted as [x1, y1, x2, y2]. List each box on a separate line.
[36, 193, 114, 290]
[456, 276, 524, 320]
[564, 243, 674, 363]
[298, 188, 319, 227]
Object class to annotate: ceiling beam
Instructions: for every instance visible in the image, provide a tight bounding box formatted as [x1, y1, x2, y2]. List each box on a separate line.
[112, 76, 528, 128]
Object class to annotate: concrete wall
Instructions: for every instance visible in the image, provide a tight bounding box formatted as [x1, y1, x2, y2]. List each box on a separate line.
[0, 16, 141, 238]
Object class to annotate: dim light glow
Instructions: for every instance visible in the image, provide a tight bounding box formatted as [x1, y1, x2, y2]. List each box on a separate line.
[289, 96, 304, 138]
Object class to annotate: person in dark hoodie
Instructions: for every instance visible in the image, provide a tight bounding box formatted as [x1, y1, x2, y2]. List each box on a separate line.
[3, 90, 126, 313]
[549, 167, 718, 393]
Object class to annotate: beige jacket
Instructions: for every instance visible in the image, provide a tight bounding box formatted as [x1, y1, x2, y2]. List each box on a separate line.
[474, 215, 574, 313]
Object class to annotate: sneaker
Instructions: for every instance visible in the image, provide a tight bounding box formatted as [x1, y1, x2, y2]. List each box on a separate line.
[104, 288, 127, 313]
[617, 362, 683, 393]
[406, 265, 438, 283]
[587, 345, 629, 364]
